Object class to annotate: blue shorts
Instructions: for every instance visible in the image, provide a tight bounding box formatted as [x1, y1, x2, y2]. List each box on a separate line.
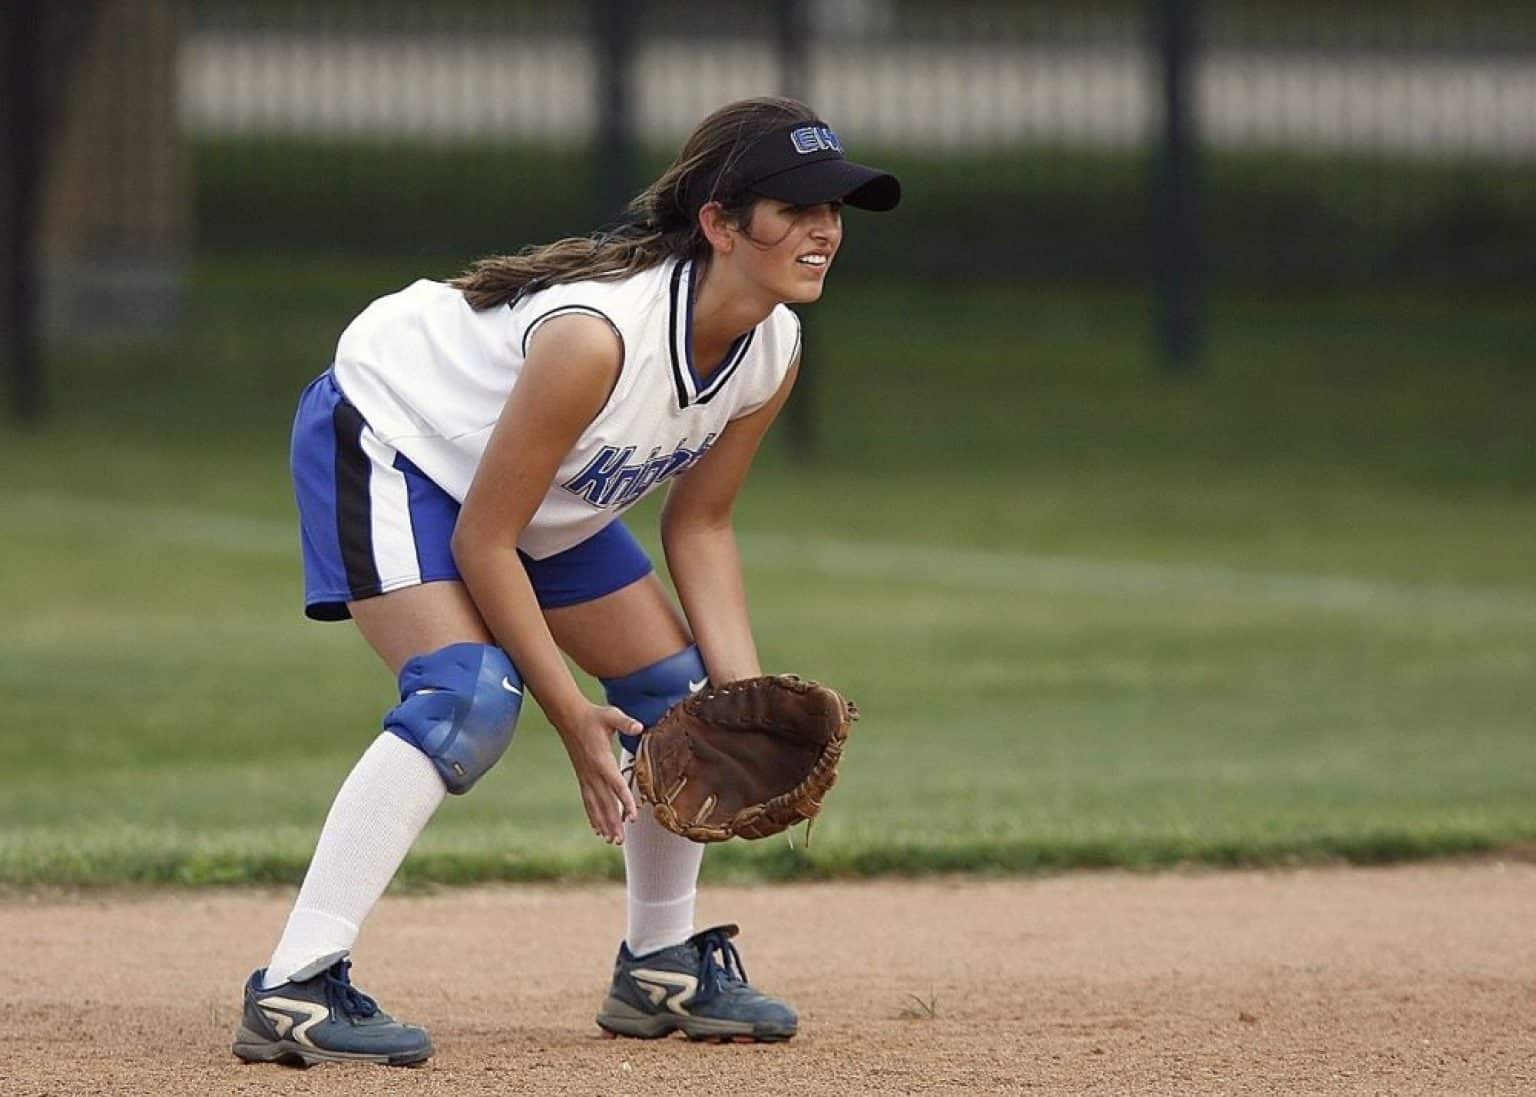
[290, 370, 654, 621]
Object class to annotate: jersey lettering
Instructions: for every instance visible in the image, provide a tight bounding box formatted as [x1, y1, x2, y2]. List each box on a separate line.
[560, 435, 717, 510]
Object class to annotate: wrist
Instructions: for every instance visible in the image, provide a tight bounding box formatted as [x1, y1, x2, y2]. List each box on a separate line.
[695, 647, 760, 684]
[708, 661, 760, 683]
[541, 690, 592, 737]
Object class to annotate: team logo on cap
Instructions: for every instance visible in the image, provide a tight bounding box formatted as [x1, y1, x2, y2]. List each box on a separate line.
[790, 125, 842, 155]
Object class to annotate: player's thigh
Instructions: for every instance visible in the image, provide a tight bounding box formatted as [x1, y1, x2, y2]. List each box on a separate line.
[543, 572, 690, 679]
[348, 579, 493, 676]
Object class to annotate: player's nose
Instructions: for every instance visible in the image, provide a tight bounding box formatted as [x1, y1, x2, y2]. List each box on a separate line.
[807, 204, 841, 240]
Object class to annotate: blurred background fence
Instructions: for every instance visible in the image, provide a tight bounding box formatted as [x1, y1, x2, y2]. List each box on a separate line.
[4, 0, 1534, 418]
[181, 0, 1536, 281]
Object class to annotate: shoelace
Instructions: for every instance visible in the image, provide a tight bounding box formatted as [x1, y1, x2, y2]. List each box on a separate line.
[322, 959, 380, 1019]
[695, 929, 748, 999]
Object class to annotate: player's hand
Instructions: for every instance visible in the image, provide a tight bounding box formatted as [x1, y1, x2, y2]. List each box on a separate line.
[556, 703, 642, 844]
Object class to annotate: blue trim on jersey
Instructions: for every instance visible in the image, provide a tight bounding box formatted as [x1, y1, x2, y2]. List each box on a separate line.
[694, 327, 755, 406]
[666, 261, 691, 408]
[291, 369, 654, 621]
[667, 259, 755, 409]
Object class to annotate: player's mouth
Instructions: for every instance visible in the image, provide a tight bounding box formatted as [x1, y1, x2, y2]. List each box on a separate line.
[795, 252, 832, 272]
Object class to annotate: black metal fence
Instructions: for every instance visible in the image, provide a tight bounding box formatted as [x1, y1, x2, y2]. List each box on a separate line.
[7, 1, 1536, 416]
[177, 2, 1536, 269]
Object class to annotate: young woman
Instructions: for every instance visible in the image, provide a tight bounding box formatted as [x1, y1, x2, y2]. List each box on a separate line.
[232, 97, 900, 1066]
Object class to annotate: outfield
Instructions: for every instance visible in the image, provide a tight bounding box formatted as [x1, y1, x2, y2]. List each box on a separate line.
[2, 262, 1533, 886]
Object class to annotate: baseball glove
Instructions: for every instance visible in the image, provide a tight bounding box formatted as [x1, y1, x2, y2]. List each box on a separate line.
[633, 675, 859, 843]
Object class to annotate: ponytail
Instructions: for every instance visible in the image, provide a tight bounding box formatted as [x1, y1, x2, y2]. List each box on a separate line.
[451, 221, 682, 311]
[450, 97, 818, 310]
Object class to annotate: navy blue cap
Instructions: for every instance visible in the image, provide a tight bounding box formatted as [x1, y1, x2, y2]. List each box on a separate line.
[689, 121, 902, 213]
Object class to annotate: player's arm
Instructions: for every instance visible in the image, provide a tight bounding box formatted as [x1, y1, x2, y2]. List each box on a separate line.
[660, 357, 800, 684]
[451, 315, 640, 842]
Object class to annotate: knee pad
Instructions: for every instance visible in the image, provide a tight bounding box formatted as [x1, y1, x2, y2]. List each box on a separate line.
[383, 642, 522, 794]
[601, 644, 707, 755]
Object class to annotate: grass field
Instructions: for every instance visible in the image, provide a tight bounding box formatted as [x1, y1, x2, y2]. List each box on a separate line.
[2, 257, 1533, 886]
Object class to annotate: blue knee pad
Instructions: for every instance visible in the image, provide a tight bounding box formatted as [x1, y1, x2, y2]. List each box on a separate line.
[601, 644, 708, 755]
[384, 642, 522, 794]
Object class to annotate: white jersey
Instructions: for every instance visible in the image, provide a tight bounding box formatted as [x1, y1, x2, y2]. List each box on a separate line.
[330, 258, 801, 559]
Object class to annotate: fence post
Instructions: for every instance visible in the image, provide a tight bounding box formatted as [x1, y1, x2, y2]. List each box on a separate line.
[776, 0, 816, 458]
[593, 0, 638, 222]
[2, 0, 43, 423]
[1151, 0, 1201, 374]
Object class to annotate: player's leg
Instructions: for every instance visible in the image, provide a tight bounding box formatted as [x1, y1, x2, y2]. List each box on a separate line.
[259, 581, 500, 991]
[237, 373, 519, 1067]
[535, 529, 796, 1042]
[543, 571, 706, 956]
[235, 581, 513, 1067]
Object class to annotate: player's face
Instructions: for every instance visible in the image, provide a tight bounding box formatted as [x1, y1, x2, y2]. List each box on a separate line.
[737, 198, 844, 304]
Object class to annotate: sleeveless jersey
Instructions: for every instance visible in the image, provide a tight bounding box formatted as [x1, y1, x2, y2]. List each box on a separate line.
[329, 258, 801, 559]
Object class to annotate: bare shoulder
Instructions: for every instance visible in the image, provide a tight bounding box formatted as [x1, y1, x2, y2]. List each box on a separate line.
[519, 313, 625, 414]
[524, 312, 624, 374]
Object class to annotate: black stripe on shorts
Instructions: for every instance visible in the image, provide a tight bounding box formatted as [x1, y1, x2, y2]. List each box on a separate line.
[331, 398, 381, 598]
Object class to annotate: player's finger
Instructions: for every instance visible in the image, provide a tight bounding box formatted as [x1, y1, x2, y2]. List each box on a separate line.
[609, 769, 639, 824]
[580, 785, 614, 843]
[593, 758, 634, 834]
[604, 706, 644, 738]
[597, 748, 639, 823]
[588, 781, 624, 844]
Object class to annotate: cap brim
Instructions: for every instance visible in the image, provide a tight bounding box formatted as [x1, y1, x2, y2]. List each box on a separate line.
[749, 159, 902, 212]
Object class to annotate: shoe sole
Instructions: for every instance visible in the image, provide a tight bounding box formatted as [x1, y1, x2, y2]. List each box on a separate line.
[595, 997, 796, 1043]
[232, 1025, 433, 1067]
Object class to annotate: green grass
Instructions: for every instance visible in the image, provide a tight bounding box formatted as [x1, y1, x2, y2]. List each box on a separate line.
[2, 258, 1533, 886]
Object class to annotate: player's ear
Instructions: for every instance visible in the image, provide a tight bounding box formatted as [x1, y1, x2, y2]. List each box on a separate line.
[697, 201, 735, 254]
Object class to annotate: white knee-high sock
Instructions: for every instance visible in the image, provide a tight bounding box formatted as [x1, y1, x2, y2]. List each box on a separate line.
[262, 733, 445, 987]
[622, 751, 705, 956]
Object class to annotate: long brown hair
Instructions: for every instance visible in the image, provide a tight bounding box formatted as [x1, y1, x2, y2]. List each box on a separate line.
[451, 97, 817, 310]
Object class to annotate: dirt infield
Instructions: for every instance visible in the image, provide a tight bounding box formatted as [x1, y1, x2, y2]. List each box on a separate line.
[4, 863, 1533, 1096]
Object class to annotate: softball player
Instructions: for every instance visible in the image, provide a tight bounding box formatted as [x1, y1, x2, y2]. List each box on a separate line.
[232, 96, 899, 1066]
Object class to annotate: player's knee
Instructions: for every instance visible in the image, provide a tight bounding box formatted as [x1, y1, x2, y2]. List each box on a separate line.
[601, 644, 707, 755]
[384, 642, 523, 794]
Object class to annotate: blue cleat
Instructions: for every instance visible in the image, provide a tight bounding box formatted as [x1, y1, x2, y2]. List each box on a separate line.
[231, 959, 433, 1067]
[596, 924, 798, 1042]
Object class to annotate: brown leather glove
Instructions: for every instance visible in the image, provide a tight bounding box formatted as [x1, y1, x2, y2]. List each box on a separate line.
[633, 675, 859, 842]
